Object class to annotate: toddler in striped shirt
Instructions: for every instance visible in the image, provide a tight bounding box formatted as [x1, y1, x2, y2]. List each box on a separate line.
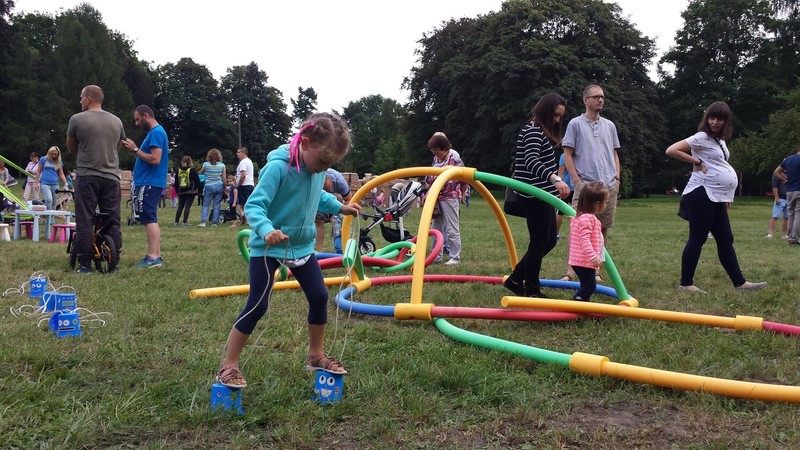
[568, 181, 609, 301]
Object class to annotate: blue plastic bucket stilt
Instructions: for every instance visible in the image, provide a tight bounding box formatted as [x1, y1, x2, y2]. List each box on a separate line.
[210, 383, 244, 415]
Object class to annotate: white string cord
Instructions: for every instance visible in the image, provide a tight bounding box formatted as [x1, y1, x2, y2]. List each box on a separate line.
[11, 303, 46, 317]
[329, 213, 362, 363]
[224, 241, 290, 371]
[74, 308, 113, 328]
[3, 284, 25, 297]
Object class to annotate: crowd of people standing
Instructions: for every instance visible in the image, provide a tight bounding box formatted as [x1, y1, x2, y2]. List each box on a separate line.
[1, 80, 786, 396]
[501, 85, 767, 299]
[2, 82, 782, 295]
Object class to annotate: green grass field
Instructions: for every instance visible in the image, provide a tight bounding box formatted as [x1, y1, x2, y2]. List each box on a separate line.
[2, 190, 800, 448]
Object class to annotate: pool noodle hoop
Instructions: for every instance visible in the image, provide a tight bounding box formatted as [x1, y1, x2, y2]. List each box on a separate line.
[192, 166, 800, 403]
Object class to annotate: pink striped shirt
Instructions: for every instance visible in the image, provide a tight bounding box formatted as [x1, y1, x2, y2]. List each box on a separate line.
[568, 213, 605, 268]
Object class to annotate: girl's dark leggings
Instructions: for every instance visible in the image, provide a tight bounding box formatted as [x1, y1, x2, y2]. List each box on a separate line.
[571, 265, 597, 301]
[234, 254, 329, 334]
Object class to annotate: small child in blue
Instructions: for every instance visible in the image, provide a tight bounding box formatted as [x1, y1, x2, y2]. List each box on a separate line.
[226, 175, 239, 226]
[331, 214, 343, 254]
[217, 113, 361, 389]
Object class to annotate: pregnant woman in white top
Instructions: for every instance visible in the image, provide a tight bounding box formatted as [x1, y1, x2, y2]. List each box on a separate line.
[665, 101, 766, 293]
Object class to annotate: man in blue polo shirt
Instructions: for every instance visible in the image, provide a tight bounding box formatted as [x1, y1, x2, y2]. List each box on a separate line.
[774, 146, 800, 245]
[123, 105, 169, 268]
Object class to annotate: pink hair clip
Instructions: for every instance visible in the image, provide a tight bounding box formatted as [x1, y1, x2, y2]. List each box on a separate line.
[289, 122, 316, 172]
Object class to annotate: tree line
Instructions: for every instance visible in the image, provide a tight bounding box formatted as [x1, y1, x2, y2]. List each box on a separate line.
[1, 0, 798, 196]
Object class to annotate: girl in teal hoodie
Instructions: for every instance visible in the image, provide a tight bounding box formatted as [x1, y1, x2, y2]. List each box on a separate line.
[217, 113, 361, 388]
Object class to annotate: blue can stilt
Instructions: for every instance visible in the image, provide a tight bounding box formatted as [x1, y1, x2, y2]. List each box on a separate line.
[55, 292, 77, 311]
[30, 276, 47, 299]
[312, 370, 345, 404]
[48, 311, 82, 338]
[40, 291, 57, 312]
[210, 383, 245, 415]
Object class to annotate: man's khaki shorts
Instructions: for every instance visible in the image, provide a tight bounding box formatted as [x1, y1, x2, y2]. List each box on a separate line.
[571, 181, 619, 228]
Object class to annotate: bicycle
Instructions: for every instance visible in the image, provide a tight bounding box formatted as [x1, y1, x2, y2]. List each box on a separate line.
[67, 211, 119, 273]
[54, 188, 74, 211]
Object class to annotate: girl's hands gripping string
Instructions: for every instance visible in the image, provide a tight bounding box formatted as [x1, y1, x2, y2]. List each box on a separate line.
[264, 230, 289, 246]
[340, 203, 362, 216]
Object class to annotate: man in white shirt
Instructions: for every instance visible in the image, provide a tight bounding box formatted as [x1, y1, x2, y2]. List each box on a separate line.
[235, 147, 255, 226]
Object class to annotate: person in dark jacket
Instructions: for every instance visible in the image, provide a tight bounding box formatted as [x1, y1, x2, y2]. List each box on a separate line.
[174, 155, 201, 226]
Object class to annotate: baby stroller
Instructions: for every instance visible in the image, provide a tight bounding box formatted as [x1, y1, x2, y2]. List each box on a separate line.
[218, 207, 241, 224]
[358, 181, 427, 254]
[125, 182, 140, 226]
[125, 197, 140, 225]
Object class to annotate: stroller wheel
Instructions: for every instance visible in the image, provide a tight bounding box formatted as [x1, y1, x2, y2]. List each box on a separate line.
[359, 236, 376, 255]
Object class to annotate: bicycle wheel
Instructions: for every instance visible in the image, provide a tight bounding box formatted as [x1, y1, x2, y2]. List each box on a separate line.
[95, 235, 119, 273]
[69, 242, 78, 269]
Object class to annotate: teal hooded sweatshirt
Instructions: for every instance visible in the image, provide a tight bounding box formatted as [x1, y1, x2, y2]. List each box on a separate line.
[245, 144, 344, 259]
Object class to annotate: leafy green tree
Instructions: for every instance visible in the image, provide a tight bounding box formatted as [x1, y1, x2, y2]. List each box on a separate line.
[51, 5, 134, 117]
[291, 87, 317, 127]
[659, 0, 800, 194]
[770, 0, 800, 47]
[404, 0, 664, 195]
[340, 95, 406, 175]
[0, 11, 62, 162]
[0, 0, 14, 58]
[730, 85, 800, 177]
[659, 0, 772, 139]
[372, 136, 410, 175]
[767, 0, 800, 92]
[221, 62, 291, 163]
[154, 58, 236, 163]
[0, 4, 144, 170]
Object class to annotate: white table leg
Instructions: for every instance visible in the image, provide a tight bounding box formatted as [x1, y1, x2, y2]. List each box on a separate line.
[32, 216, 40, 242]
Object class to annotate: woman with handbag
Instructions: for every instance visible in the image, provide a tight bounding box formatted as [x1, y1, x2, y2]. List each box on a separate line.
[665, 101, 766, 293]
[504, 93, 571, 297]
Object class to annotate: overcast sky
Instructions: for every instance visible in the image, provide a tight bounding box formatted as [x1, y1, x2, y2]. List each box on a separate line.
[17, 0, 689, 112]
